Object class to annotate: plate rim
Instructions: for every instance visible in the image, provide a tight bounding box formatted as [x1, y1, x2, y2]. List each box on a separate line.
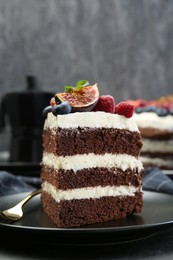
[1, 190, 173, 245]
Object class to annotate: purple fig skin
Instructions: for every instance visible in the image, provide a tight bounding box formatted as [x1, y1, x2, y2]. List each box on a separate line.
[71, 100, 98, 112]
[55, 84, 99, 113]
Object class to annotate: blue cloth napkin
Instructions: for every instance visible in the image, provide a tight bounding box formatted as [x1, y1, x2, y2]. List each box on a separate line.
[0, 167, 173, 196]
[0, 171, 41, 196]
[143, 167, 173, 194]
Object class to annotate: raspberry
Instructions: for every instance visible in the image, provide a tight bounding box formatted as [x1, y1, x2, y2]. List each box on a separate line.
[115, 102, 135, 118]
[94, 95, 115, 113]
[50, 97, 56, 106]
[50, 101, 56, 106]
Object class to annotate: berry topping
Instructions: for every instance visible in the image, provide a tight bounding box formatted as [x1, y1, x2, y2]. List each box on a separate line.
[155, 107, 168, 117]
[52, 101, 71, 116]
[142, 106, 157, 113]
[55, 80, 99, 112]
[130, 95, 173, 117]
[115, 102, 135, 118]
[126, 99, 146, 108]
[50, 100, 56, 106]
[42, 101, 71, 118]
[42, 105, 52, 119]
[135, 107, 144, 113]
[94, 95, 115, 113]
[169, 107, 173, 115]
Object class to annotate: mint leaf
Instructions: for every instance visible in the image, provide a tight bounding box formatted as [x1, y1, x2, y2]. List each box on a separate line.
[64, 80, 90, 92]
[75, 80, 89, 90]
[64, 86, 74, 92]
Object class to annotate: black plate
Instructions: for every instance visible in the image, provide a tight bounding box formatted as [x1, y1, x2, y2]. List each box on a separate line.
[0, 190, 173, 246]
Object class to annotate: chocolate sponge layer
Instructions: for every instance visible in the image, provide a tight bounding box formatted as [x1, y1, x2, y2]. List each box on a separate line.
[41, 191, 143, 227]
[43, 127, 142, 157]
[41, 165, 143, 190]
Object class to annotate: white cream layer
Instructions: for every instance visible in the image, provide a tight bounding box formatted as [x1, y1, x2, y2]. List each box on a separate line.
[42, 152, 143, 172]
[44, 111, 139, 132]
[140, 156, 173, 168]
[133, 112, 173, 132]
[42, 181, 141, 202]
[142, 138, 173, 153]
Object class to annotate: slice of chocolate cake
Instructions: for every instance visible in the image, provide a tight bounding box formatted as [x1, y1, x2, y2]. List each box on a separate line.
[128, 96, 173, 170]
[40, 82, 144, 227]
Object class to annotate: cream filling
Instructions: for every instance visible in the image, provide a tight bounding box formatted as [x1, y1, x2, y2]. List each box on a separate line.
[42, 181, 141, 202]
[44, 111, 139, 132]
[133, 112, 173, 132]
[140, 156, 173, 167]
[142, 138, 173, 153]
[42, 152, 144, 172]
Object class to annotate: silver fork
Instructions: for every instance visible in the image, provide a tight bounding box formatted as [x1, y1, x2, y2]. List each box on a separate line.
[0, 189, 41, 223]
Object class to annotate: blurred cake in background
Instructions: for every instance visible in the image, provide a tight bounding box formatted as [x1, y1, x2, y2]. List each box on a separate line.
[127, 96, 173, 170]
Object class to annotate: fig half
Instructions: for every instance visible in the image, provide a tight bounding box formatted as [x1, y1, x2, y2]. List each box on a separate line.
[54, 83, 99, 112]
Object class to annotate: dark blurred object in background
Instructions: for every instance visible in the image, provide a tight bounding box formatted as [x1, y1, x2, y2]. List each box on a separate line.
[0, 75, 53, 163]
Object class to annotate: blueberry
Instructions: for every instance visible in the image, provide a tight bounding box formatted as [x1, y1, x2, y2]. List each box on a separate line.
[135, 107, 144, 113]
[143, 106, 157, 112]
[52, 101, 71, 116]
[42, 105, 52, 118]
[155, 107, 168, 117]
[169, 108, 173, 115]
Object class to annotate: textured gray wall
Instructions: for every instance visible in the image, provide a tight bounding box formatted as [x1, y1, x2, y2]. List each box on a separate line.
[0, 0, 173, 152]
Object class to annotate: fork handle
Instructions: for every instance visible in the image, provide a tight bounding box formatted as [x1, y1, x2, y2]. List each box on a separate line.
[17, 189, 42, 207]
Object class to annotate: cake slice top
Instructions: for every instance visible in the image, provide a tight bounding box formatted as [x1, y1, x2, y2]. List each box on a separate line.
[44, 111, 139, 132]
[126, 95, 173, 117]
[126, 96, 173, 134]
[42, 80, 139, 133]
